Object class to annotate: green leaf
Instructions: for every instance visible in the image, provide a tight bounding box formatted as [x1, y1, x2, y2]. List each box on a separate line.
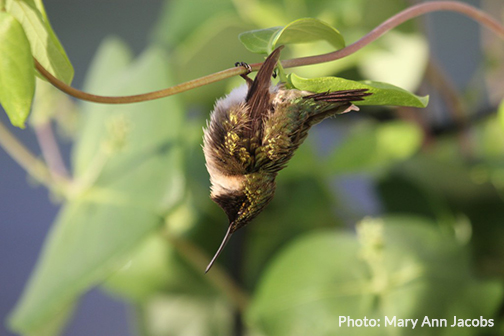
[238, 26, 281, 53]
[101, 234, 168, 300]
[289, 73, 429, 108]
[8, 202, 165, 334]
[23, 303, 75, 336]
[101, 233, 172, 301]
[8, 40, 185, 335]
[0, 12, 35, 128]
[248, 216, 503, 336]
[239, 18, 345, 54]
[6, 0, 74, 84]
[248, 231, 368, 335]
[270, 18, 345, 52]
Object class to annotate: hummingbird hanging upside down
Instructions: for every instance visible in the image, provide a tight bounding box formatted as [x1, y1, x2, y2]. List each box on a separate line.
[202, 46, 372, 272]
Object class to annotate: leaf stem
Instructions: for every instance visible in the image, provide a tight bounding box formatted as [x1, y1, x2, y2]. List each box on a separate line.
[35, 1, 504, 104]
[132, 304, 151, 336]
[162, 230, 250, 313]
[0, 118, 69, 191]
[424, 59, 474, 159]
[33, 121, 70, 179]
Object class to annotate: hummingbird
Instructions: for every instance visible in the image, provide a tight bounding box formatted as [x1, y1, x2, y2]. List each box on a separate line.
[202, 46, 371, 272]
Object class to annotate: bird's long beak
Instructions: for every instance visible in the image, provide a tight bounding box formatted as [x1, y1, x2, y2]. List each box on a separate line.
[205, 223, 234, 273]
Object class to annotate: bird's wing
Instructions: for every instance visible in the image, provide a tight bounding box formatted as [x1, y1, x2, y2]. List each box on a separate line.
[245, 46, 284, 137]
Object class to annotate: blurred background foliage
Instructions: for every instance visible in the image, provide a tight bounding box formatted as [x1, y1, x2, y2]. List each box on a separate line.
[2, 0, 504, 335]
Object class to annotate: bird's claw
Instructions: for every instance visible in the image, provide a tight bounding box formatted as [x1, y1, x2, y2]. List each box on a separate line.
[235, 61, 252, 74]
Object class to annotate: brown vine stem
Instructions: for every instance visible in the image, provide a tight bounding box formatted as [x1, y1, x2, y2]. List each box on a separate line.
[36, 0, 504, 105]
[34, 59, 245, 104]
[282, 1, 504, 68]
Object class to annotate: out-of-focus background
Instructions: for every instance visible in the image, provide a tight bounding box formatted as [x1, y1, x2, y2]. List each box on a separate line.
[1, 0, 504, 335]
[1, 2, 164, 335]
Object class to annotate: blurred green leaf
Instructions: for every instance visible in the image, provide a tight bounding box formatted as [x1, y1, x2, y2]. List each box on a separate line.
[140, 295, 233, 336]
[24, 303, 75, 336]
[6, 0, 74, 84]
[289, 73, 429, 107]
[377, 121, 423, 160]
[102, 233, 173, 301]
[248, 230, 369, 336]
[8, 39, 185, 335]
[245, 174, 342, 285]
[103, 203, 216, 301]
[150, 0, 235, 47]
[498, 98, 504, 132]
[443, 280, 503, 336]
[326, 120, 422, 174]
[151, 0, 261, 109]
[9, 202, 165, 334]
[0, 11, 34, 128]
[477, 115, 504, 160]
[239, 18, 345, 54]
[400, 141, 497, 203]
[171, 15, 259, 107]
[72, 37, 132, 176]
[358, 32, 428, 92]
[78, 37, 133, 96]
[248, 216, 503, 336]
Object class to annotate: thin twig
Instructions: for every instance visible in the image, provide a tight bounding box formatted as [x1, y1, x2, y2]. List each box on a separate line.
[33, 121, 70, 179]
[0, 119, 69, 190]
[35, 1, 504, 105]
[424, 59, 474, 158]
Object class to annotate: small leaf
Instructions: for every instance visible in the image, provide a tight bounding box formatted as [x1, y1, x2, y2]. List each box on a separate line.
[270, 18, 345, 52]
[239, 18, 345, 54]
[239, 27, 281, 54]
[0, 11, 35, 128]
[6, 0, 74, 84]
[289, 73, 429, 108]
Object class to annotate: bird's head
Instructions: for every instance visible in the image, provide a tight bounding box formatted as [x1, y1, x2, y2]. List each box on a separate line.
[205, 171, 276, 272]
